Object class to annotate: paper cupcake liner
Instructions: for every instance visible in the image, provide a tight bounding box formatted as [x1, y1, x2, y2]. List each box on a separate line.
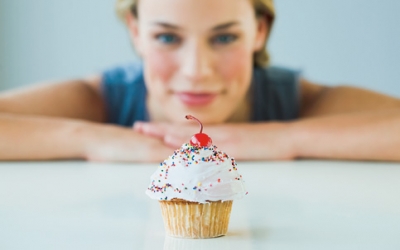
[159, 199, 233, 239]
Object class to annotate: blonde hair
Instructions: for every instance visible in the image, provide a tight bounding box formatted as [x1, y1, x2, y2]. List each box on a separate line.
[115, 0, 275, 67]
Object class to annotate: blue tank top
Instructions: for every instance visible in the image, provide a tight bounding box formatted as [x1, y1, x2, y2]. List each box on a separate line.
[101, 61, 300, 126]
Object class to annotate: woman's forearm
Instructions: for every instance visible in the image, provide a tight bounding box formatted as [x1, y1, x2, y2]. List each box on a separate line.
[0, 113, 93, 161]
[0, 113, 173, 162]
[291, 109, 400, 161]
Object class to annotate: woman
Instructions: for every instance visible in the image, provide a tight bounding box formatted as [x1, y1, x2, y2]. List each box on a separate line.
[0, 0, 399, 162]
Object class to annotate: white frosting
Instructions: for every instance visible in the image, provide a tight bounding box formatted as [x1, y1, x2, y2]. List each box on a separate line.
[146, 143, 247, 203]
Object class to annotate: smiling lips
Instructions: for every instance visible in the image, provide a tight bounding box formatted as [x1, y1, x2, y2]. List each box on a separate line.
[176, 92, 218, 106]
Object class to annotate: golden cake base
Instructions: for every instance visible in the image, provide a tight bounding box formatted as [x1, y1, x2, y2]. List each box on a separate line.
[159, 199, 233, 239]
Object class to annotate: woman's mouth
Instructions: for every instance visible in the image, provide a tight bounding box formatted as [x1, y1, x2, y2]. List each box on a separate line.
[175, 92, 218, 106]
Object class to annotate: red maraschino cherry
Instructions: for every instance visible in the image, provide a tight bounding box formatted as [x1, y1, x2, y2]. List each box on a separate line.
[185, 115, 212, 147]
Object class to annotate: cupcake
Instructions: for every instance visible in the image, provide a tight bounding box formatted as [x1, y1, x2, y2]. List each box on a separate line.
[146, 115, 247, 239]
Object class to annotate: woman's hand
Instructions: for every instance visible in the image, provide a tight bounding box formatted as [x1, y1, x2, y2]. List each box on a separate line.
[133, 122, 297, 161]
[83, 123, 173, 163]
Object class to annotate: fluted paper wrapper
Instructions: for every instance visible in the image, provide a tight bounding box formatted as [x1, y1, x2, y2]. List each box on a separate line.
[159, 199, 233, 239]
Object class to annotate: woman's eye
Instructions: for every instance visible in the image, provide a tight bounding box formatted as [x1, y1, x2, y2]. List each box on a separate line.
[212, 34, 237, 45]
[156, 34, 180, 44]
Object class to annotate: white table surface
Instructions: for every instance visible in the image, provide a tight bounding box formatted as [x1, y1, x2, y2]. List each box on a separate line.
[0, 160, 400, 250]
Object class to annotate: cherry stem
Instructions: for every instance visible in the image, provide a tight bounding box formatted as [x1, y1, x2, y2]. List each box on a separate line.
[185, 115, 203, 134]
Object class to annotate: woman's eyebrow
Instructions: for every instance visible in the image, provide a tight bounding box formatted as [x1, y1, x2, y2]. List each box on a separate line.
[212, 21, 239, 31]
[151, 21, 239, 31]
[152, 22, 181, 30]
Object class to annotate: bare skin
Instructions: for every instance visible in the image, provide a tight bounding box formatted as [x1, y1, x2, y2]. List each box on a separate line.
[1, 76, 399, 162]
[134, 80, 400, 162]
[0, 78, 172, 162]
[1, 0, 400, 162]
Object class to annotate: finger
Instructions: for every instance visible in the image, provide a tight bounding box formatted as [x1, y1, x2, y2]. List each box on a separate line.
[132, 121, 144, 132]
[136, 122, 167, 138]
[164, 134, 186, 149]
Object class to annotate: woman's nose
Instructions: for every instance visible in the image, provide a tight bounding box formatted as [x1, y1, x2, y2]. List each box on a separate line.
[181, 41, 213, 82]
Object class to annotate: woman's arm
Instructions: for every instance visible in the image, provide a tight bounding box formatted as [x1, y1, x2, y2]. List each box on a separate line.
[291, 109, 400, 161]
[0, 77, 171, 162]
[134, 113, 400, 162]
[0, 113, 172, 162]
[0, 76, 103, 160]
[292, 79, 400, 161]
[0, 76, 106, 121]
[300, 79, 400, 117]
[134, 80, 400, 161]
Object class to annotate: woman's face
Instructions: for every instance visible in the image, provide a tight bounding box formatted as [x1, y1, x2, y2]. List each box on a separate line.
[127, 0, 267, 124]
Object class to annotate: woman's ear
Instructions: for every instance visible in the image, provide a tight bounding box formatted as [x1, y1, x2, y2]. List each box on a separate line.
[254, 16, 269, 51]
[126, 12, 142, 55]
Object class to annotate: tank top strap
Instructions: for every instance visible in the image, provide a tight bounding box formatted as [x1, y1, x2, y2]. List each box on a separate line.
[101, 61, 148, 126]
[251, 66, 301, 121]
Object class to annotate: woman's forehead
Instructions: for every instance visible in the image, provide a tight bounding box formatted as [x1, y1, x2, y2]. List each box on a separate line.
[137, 0, 255, 29]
